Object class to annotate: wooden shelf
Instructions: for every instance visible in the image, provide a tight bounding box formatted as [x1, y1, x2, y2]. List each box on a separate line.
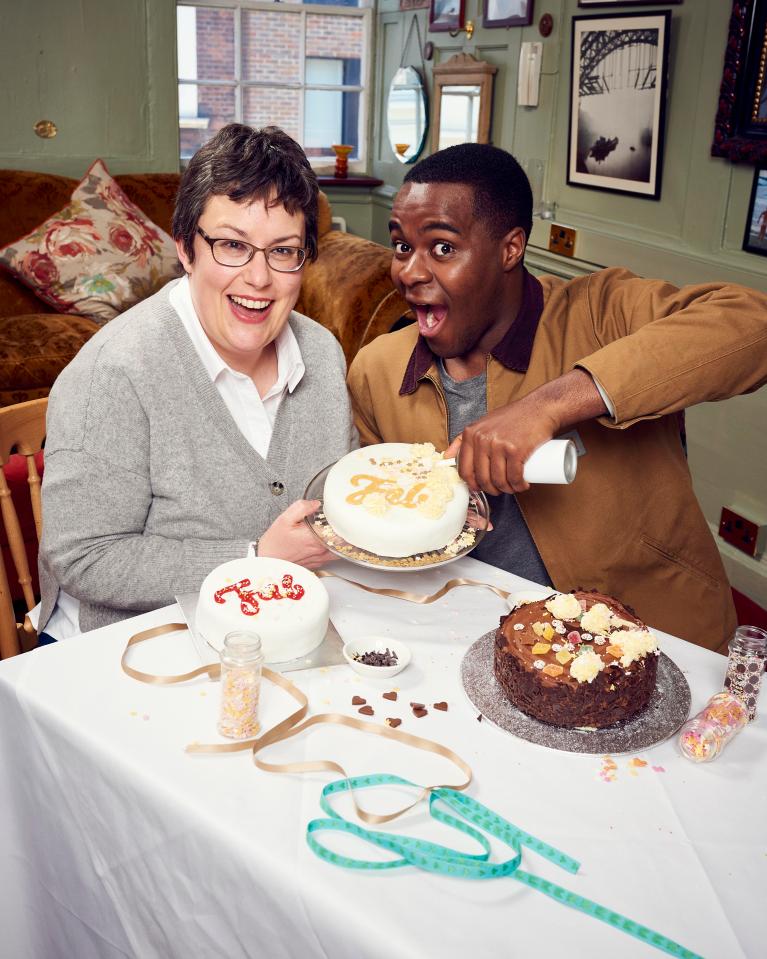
[317, 174, 384, 189]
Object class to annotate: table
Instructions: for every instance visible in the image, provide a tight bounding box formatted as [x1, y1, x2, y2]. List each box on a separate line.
[0, 556, 764, 959]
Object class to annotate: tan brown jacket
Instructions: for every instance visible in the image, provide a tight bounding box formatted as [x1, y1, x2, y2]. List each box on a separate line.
[347, 268, 767, 652]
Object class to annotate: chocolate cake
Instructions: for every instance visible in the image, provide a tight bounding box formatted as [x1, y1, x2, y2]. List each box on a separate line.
[494, 590, 659, 729]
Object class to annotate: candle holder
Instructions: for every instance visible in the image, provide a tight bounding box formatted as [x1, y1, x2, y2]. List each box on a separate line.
[331, 144, 353, 179]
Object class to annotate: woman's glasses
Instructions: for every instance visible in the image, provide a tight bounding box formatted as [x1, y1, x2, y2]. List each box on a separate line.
[196, 227, 306, 272]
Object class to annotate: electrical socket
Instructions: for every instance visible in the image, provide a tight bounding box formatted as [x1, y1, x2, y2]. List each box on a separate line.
[718, 507, 767, 558]
[548, 224, 577, 257]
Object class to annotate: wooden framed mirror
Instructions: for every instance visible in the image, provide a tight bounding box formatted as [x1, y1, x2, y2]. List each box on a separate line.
[431, 53, 497, 153]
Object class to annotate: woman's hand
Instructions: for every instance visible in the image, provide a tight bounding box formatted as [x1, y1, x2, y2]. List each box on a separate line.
[258, 499, 336, 570]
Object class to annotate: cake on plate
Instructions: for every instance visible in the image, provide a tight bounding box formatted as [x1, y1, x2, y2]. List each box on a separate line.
[322, 442, 470, 557]
[494, 590, 659, 729]
[195, 558, 329, 663]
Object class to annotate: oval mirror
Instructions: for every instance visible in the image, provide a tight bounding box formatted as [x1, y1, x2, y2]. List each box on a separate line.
[387, 66, 428, 164]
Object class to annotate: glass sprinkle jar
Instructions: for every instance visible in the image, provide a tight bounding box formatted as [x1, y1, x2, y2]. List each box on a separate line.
[678, 691, 748, 763]
[218, 631, 264, 740]
[724, 625, 767, 721]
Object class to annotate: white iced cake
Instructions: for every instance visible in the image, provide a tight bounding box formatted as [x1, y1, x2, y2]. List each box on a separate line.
[195, 557, 329, 663]
[322, 442, 470, 557]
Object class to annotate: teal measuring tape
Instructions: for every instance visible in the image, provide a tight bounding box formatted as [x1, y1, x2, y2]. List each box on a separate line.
[306, 775, 703, 959]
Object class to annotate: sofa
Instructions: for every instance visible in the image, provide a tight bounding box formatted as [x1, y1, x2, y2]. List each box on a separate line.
[0, 168, 408, 407]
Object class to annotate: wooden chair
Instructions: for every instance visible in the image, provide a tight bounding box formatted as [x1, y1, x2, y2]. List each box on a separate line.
[0, 398, 47, 657]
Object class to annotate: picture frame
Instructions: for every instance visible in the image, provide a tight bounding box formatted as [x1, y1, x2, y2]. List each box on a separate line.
[567, 11, 671, 200]
[712, 0, 767, 164]
[483, 0, 534, 29]
[429, 0, 465, 33]
[743, 167, 767, 255]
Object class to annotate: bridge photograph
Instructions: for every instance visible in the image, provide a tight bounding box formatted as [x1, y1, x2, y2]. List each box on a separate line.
[568, 12, 671, 199]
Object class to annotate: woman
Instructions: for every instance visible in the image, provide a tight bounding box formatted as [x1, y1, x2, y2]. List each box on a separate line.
[37, 124, 355, 639]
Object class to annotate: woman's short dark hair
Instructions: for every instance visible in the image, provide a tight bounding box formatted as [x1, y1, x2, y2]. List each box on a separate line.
[172, 124, 320, 263]
[403, 143, 533, 241]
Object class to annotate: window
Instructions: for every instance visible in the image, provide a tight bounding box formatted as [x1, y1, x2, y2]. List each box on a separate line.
[177, 1, 371, 168]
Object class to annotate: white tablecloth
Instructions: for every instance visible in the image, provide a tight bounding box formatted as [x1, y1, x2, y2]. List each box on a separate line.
[0, 556, 764, 959]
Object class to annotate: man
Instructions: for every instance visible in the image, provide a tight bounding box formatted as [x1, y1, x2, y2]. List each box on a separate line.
[347, 143, 767, 652]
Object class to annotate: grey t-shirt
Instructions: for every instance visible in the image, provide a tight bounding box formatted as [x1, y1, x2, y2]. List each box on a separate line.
[437, 359, 552, 587]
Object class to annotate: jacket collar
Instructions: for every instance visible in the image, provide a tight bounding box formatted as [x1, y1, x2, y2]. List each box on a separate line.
[399, 267, 544, 395]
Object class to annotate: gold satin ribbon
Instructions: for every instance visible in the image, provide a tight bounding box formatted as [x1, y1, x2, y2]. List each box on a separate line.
[122, 603, 482, 823]
[121, 575, 511, 821]
[315, 569, 512, 605]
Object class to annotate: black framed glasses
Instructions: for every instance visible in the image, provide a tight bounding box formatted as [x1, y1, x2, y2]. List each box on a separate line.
[196, 227, 306, 272]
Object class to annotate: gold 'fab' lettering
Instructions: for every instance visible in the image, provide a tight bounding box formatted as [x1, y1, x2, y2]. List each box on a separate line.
[346, 475, 394, 505]
[346, 474, 429, 509]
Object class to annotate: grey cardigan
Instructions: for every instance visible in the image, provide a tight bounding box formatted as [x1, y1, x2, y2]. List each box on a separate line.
[38, 282, 355, 633]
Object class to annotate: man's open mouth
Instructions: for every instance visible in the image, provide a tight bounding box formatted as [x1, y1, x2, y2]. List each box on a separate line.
[412, 303, 448, 336]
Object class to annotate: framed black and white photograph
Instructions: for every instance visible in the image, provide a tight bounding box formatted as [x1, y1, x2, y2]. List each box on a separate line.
[429, 0, 464, 33]
[568, 12, 671, 199]
[743, 167, 767, 256]
[483, 0, 533, 29]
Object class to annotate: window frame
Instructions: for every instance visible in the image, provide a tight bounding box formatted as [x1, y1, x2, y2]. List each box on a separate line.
[177, 0, 372, 170]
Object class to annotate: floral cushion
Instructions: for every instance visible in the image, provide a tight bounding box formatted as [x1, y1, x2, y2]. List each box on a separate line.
[0, 160, 182, 323]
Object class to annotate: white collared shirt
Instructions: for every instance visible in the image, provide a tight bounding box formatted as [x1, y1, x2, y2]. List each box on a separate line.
[40, 276, 305, 640]
[170, 274, 305, 456]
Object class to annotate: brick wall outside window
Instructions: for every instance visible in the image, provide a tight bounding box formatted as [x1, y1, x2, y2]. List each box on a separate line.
[179, 5, 364, 159]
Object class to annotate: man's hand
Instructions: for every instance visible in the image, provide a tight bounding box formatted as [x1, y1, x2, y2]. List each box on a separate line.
[258, 499, 336, 569]
[444, 370, 607, 495]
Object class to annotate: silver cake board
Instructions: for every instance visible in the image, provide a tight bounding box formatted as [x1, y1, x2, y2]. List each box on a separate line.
[461, 630, 691, 754]
[175, 593, 346, 673]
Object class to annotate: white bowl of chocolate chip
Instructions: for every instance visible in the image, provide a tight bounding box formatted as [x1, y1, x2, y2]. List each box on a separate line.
[342, 637, 411, 678]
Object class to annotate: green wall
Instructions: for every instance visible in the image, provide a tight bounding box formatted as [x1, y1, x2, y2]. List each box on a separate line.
[0, 0, 178, 177]
[371, 0, 767, 607]
[372, 0, 767, 292]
